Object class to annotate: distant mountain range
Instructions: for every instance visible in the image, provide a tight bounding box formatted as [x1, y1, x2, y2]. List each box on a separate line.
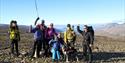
[95, 23, 125, 37]
[0, 21, 125, 37]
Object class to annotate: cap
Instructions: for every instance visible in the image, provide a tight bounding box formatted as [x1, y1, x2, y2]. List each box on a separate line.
[67, 24, 71, 27]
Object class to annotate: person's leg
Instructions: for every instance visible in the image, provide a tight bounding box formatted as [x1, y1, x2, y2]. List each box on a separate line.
[31, 40, 37, 57]
[37, 40, 42, 58]
[57, 50, 60, 59]
[70, 41, 74, 47]
[52, 48, 56, 63]
[42, 40, 45, 51]
[36, 40, 39, 58]
[56, 50, 60, 63]
[87, 46, 92, 63]
[66, 52, 69, 62]
[15, 40, 19, 56]
[46, 39, 51, 56]
[83, 44, 87, 61]
[42, 40, 47, 57]
[41, 40, 43, 51]
[11, 40, 14, 54]
[44, 39, 49, 57]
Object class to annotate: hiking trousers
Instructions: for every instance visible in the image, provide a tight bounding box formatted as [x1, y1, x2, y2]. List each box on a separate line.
[66, 40, 75, 47]
[11, 39, 19, 56]
[83, 44, 92, 62]
[51, 48, 60, 60]
[41, 40, 46, 51]
[31, 40, 42, 58]
[44, 39, 51, 57]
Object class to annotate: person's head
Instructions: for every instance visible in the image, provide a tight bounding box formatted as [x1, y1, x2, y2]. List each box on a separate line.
[10, 20, 16, 27]
[12, 22, 16, 27]
[67, 24, 71, 30]
[41, 20, 45, 25]
[10, 20, 18, 29]
[84, 25, 88, 32]
[49, 23, 53, 28]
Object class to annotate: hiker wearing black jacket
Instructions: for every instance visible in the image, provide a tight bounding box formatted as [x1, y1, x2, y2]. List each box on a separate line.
[77, 25, 94, 63]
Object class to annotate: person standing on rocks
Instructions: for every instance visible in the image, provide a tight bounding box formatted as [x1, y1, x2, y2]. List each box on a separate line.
[30, 24, 43, 58]
[45, 23, 57, 57]
[8, 20, 20, 57]
[39, 20, 47, 56]
[64, 24, 76, 48]
[77, 25, 94, 63]
[32, 17, 47, 57]
[29, 17, 45, 58]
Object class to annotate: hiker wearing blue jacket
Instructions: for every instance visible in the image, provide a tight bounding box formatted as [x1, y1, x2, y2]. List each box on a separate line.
[49, 35, 63, 63]
[30, 24, 43, 58]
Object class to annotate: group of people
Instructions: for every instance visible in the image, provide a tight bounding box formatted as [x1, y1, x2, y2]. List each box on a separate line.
[8, 17, 94, 63]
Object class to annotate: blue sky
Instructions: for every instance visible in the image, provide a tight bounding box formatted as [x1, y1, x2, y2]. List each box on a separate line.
[0, 0, 125, 25]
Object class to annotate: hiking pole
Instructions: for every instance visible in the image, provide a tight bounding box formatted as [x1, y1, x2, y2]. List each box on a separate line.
[34, 0, 39, 17]
[34, 17, 40, 25]
[34, 0, 40, 25]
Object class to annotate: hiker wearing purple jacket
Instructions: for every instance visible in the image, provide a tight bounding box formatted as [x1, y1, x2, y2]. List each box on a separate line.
[45, 23, 57, 57]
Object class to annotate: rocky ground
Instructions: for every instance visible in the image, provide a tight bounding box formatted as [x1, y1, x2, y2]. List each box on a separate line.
[0, 31, 125, 63]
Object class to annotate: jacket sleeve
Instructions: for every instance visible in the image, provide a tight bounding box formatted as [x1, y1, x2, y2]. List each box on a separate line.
[64, 32, 67, 44]
[53, 28, 58, 35]
[77, 26, 83, 35]
[89, 32, 94, 45]
[31, 28, 37, 33]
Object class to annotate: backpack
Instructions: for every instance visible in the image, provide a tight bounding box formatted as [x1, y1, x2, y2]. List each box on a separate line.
[88, 26, 94, 38]
[10, 30, 16, 40]
[66, 29, 75, 41]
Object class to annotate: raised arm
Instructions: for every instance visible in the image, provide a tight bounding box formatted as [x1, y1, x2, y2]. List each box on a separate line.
[77, 25, 83, 34]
